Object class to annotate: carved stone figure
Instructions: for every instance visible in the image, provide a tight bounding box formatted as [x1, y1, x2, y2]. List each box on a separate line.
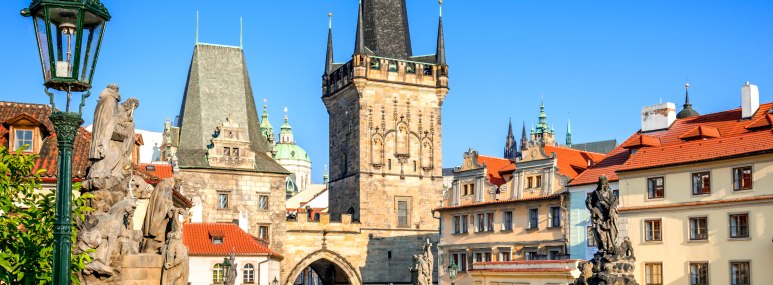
[410, 239, 433, 285]
[142, 178, 176, 254]
[78, 199, 137, 277]
[574, 175, 638, 285]
[162, 231, 190, 285]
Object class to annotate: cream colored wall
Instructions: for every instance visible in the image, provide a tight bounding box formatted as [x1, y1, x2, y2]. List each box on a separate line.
[470, 272, 578, 285]
[188, 256, 279, 285]
[619, 153, 773, 285]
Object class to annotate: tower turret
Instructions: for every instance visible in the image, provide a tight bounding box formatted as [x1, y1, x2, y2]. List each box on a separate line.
[676, 82, 700, 119]
[566, 117, 572, 147]
[504, 118, 516, 160]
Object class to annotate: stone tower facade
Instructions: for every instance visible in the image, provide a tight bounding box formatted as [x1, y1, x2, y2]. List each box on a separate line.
[322, 0, 448, 230]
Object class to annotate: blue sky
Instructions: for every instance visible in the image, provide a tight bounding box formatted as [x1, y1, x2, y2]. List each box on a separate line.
[3, 1, 773, 183]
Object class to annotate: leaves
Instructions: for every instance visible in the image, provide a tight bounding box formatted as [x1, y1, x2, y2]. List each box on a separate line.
[0, 146, 92, 284]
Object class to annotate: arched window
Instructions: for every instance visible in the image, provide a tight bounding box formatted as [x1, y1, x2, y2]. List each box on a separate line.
[213, 264, 224, 283]
[243, 263, 255, 283]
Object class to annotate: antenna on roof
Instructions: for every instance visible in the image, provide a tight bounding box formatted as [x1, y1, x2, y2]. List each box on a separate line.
[195, 11, 199, 44]
[240, 17, 243, 48]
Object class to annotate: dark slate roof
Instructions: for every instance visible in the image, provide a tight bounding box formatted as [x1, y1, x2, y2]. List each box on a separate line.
[409, 55, 436, 64]
[362, 0, 413, 59]
[442, 167, 455, 176]
[176, 44, 287, 174]
[570, 139, 618, 154]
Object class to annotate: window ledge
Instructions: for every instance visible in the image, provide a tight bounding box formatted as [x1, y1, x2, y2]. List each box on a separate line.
[548, 226, 562, 229]
[728, 237, 751, 241]
[646, 197, 665, 201]
[452, 232, 469, 236]
[686, 239, 709, 243]
[642, 241, 663, 245]
[500, 229, 513, 232]
[732, 189, 754, 193]
[526, 227, 539, 231]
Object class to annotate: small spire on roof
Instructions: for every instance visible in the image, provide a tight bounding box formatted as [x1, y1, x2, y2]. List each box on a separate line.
[353, 0, 365, 55]
[435, 0, 446, 65]
[566, 116, 572, 147]
[677, 82, 700, 119]
[324, 11, 335, 75]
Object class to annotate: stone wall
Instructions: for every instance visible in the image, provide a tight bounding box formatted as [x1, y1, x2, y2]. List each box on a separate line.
[178, 168, 287, 253]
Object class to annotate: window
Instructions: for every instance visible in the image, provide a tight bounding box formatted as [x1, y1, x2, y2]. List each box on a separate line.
[692, 172, 711, 195]
[259, 225, 269, 241]
[213, 264, 224, 283]
[644, 219, 662, 241]
[730, 261, 750, 285]
[388, 159, 392, 170]
[413, 160, 417, 172]
[525, 250, 538, 260]
[527, 177, 533, 188]
[729, 213, 749, 238]
[486, 212, 494, 232]
[452, 215, 468, 234]
[212, 236, 224, 244]
[218, 193, 229, 209]
[406, 63, 416, 74]
[733, 166, 753, 191]
[689, 262, 708, 285]
[502, 211, 513, 231]
[535, 175, 542, 187]
[243, 263, 255, 284]
[14, 129, 34, 151]
[223, 147, 231, 157]
[647, 177, 664, 199]
[586, 226, 596, 247]
[689, 217, 708, 240]
[397, 200, 409, 228]
[462, 183, 475, 196]
[549, 206, 561, 228]
[644, 263, 663, 285]
[258, 195, 269, 210]
[547, 248, 562, 260]
[498, 249, 511, 261]
[451, 253, 467, 272]
[476, 213, 484, 232]
[475, 212, 494, 232]
[388, 60, 398, 72]
[473, 251, 492, 263]
[370, 59, 380, 70]
[528, 208, 539, 229]
[232, 148, 239, 157]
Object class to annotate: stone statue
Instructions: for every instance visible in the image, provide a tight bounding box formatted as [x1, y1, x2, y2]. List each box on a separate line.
[586, 174, 618, 252]
[77, 199, 137, 277]
[410, 239, 433, 285]
[162, 231, 189, 285]
[142, 178, 176, 254]
[574, 175, 638, 285]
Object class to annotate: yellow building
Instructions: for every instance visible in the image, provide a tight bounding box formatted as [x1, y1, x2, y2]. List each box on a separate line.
[615, 85, 773, 285]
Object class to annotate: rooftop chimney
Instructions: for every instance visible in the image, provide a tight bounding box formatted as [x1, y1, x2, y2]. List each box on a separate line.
[742, 82, 760, 119]
[641, 102, 676, 132]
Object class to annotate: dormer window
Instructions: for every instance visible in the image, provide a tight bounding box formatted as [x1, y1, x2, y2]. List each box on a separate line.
[14, 129, 34, 151]
[212, 236, 224, 244]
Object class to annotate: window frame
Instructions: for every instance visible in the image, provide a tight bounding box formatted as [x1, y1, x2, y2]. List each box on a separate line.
[498, 249, 511, 261]
[688, 262, 708, 285]
[451, 253, 468, 272]
[258, 195, 269, 210]
[729, 213, 750, 239]
[548, 206, 561, 228]
[732, 166, 753, 191]
[12, 127, 36, 152]
[243, 263, 255, 284]
[688, 216, 708, 241]
[217, 192, 229, 209]
[502, 210, 513, 231]
[258, 225, 270, 241]
[647, 176, 665, 199]
[396, 198, 411, 228]
[213, 263, 224, 283]
[644, 219, 662, 242]
[691, 171, 711, 195]
[527, 207, 539, 229]
[644, 262, 663, 285]
[730, 261, 751, 285]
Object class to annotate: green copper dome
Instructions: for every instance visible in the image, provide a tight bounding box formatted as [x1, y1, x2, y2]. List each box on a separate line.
[274, 143, 310, 162]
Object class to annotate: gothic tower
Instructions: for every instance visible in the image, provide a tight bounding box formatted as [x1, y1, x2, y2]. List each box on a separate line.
[504, 118, 516, 159]
[322, 0, 448, 230]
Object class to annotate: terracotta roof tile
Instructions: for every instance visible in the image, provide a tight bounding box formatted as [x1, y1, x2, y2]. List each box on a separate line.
[182, 223, 281, 257]
[620, 134, 661, 149]
[745, 114, 773, 129]
[434, 193, 565, 212]
[678, 125, 721, 140]
[138, 163, 175, 181]
[619, 194, 773, 212]
[543, 145, 606, 179]
[0, 101, 91, 179]
[477, 155, 511, 186]
[568, 146, 629, 186]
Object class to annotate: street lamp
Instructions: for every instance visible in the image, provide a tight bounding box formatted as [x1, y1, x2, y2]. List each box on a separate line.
[221, 251, 237, 285]
[272, 277, 279, 285]
[20, 1, 110, 285]
[447, 259, 458, 285]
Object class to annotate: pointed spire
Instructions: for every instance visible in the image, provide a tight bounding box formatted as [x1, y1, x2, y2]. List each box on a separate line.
[504, 118, 516, 159]
[279, 107, 294, 144]
[353, 0, 366, 55]
[260, 98, 274, 144]
[677, 82, 700, 119]
[566, 117, 572, 147]
[520, 121, 528, 152]
[435, 0, 446, 65]
[325, 12, 334, 75]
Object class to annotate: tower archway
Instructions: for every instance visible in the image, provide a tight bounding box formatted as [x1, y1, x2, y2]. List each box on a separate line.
[286, 249, 360, 285]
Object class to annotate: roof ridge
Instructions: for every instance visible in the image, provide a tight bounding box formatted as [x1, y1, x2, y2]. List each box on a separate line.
[677, 101, 773, 120]
[545, 144, 607, 156]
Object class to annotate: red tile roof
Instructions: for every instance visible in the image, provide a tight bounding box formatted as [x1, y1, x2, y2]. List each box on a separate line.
[182, 223, 282, 258]
[572, 102, 773, 185]
[138, 163, 175, 180]
[678, 125, 721, 140]
[619, 194, 773, 212]
[620, 134, 661, 149]
[433, 193, 565, 212]
[543, 145, 606, 179]
[0, 101, 91, 180]
[477, 155, 512, 186]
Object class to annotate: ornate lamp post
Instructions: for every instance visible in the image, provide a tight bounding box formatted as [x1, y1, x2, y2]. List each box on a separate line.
[272, 277, 279, 285]
[20, 1, 110, 284]
[221, 252, 237, 285]
[447, 259, 458, 285]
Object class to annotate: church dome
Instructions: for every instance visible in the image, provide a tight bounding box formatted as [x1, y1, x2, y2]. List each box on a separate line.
[274, 143, 310, 162]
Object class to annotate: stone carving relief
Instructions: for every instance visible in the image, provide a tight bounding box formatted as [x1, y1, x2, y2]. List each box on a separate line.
[409, 239, 433, 285]
[369, 103, 435, 174]
[207, 115, 256, 169]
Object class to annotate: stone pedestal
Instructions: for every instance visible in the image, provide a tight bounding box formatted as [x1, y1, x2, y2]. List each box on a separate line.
[119, 254, 163, 285]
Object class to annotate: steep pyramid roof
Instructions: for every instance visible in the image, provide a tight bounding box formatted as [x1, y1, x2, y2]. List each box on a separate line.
[361, 0, 413, 59]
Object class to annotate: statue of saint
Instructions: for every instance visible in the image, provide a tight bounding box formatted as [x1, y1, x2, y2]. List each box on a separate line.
[162, 231, 189, 285]
[142, 178, 175, 254]
[586, 175, 619, 252]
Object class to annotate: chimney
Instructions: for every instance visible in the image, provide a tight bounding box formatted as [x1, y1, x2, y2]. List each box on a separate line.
[641, 102, 676, 132]
[742, 82, 760, 119]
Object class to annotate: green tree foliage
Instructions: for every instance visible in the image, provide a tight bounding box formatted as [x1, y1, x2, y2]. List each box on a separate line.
[0, 146, 93, 284]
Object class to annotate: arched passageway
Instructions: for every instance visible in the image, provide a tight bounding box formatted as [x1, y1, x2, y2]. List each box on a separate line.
[286, 250, 360, 285]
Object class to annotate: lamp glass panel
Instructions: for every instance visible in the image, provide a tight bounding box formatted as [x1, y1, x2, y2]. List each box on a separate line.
[78, 10, 104, 84]
[47, 7, 80, 79]
[33, 10, 52, 81]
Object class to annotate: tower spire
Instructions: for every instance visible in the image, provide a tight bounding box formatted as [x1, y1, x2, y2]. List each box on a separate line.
[566, 117, 572, 147]
[435, 0, 446, 65]
[677, 82, 700, 119]
[520, 121, 528, 152]
[504, 118, 516, 160]
[353, 0, 365, 55]
[325, 12, 334, 75]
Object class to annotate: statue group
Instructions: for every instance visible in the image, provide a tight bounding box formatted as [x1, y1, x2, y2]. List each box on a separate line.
[76, 84, 189, 285]
[574, 175, 638, 285]
[410, 239, 434, 285]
